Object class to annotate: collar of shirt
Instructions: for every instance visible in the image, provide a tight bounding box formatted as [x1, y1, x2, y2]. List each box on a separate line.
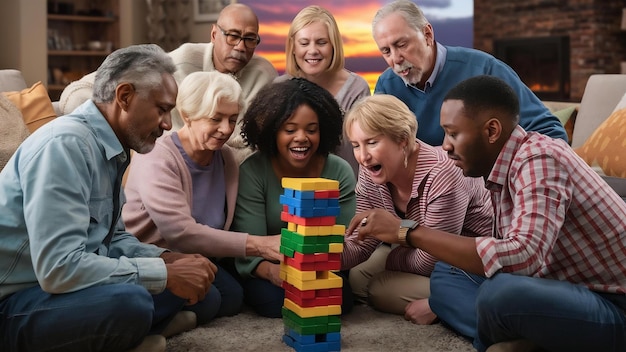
[486, 125, 527, 190]
[428, 42, 447, 89]
[407, 42, 447, 92]
[73, 100, 129, 164]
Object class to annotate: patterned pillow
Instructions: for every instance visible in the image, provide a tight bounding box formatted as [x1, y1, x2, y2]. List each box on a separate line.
[575, 108, 626, 178]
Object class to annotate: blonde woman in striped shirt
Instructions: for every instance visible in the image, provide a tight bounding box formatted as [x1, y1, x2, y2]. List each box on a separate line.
[353, 76, 626, 352]
[341, 94, 493, 325]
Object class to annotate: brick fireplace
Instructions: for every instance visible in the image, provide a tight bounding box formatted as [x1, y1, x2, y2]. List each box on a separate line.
[474, 0, 626, 101]
[494, 36, 570, 100]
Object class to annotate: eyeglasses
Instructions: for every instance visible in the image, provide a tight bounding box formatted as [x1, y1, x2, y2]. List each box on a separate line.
[216, 25, 260, 49]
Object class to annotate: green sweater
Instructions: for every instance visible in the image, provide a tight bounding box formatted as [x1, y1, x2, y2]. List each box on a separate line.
[232, 152, 356, 278]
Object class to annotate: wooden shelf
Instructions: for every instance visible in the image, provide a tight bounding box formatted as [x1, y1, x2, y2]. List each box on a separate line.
[49, 50, 111, 56]
[46, 0, 120, 101]
[48, 14, 116, 22]
[48, 84, 67, 92]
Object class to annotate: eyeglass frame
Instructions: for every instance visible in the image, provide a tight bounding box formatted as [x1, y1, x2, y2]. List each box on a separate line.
[216, 24, 261, 49]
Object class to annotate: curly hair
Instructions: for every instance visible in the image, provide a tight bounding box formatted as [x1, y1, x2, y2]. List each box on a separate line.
[241, 78, 343, 157]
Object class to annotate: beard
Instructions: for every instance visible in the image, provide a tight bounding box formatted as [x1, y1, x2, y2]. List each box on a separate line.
[394, 62, 423, 86]
[125, 122, 160, 154]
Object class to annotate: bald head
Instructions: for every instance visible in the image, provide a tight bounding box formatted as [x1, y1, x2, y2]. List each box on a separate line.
[211, 3, 260, 74]
[219, 3, 259, 30]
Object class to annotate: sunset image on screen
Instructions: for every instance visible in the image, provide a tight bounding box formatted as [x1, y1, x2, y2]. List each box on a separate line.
[239, 0, 473, 93]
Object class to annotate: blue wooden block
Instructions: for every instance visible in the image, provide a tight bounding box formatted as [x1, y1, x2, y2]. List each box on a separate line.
[282, 334, 341, 352]
[295, 190, 315, 199]
[314, 199, 328, 207]
[283, 188, 295, 198]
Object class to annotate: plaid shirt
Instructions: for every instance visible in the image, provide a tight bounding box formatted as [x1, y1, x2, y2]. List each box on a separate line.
[477, 126, 626, 294]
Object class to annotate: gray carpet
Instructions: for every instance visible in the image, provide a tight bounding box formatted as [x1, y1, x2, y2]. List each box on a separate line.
[167, 304, 473, 351]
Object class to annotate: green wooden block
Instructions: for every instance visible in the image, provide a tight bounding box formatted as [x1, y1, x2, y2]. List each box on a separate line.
[280, 245, 294, 257]
[328, 235, 344, 244]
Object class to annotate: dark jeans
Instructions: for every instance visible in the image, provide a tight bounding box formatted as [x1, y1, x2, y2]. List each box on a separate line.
[430, 261, 626, 352]
[0, 265, 241, 352]
[0, 283, 182, 352]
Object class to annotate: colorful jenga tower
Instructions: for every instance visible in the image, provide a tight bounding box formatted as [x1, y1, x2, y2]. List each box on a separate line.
[279, 177, 344, 352]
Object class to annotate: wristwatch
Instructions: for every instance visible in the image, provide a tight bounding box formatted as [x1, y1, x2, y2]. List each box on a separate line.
[398, 219, 419, 247]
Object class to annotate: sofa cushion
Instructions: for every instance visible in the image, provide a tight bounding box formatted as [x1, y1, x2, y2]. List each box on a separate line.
[3, 81, 57, 133]
[0, 69, 28, 92]
[0, 94, 29, 171]
[575, 107, 626, 178]
[552, 106, 577, 143]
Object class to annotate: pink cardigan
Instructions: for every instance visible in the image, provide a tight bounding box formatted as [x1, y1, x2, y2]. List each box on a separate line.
[122, 133, 247, 258]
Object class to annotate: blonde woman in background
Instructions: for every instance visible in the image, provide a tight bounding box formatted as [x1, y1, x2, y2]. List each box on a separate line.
[275, 5, 370, 176]
[123, 71, 282, 329]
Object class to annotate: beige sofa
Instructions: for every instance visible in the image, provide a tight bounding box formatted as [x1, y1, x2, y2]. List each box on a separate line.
[545, 74, 626, 199]
[0, 69, 61, 115]
[0, 69, 63, 171]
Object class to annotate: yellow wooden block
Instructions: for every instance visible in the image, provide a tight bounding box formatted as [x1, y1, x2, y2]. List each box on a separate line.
[296, 225, 319, 236]
[283, 298, 341, 318]
[288, 222, 297, 232]
[332, 224, 346, 235]
[281, 262, 317, 281]
[317, 225, 332, 236]
[284, 270, 343, 290]
[295, 224, 345, 236]
[281, 177, 339, 191]
[328, 242, 344, 253]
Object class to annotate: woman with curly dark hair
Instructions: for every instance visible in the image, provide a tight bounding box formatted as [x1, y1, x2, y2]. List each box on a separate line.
[231, 78, 356, 318]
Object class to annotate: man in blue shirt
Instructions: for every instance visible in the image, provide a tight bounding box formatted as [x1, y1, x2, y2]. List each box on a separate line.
[0, 44, 217, 352]
[372, 0, 567, 145]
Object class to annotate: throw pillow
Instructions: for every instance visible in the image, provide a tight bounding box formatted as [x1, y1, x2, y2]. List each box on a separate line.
[0, 94, 29, 171]
[575, 107, 626, 178]
[3, 81, 57, 133]
[552, 106, 577, 144]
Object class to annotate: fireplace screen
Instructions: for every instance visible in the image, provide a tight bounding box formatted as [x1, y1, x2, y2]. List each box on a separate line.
[494, 36, 570, 101]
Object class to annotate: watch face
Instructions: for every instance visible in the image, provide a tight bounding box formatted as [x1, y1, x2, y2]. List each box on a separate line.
[401, 219, 418, 229]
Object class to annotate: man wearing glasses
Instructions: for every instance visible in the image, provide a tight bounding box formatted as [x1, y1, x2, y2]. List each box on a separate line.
[168, 3, 277, 162]
[59, 3, 277, 163]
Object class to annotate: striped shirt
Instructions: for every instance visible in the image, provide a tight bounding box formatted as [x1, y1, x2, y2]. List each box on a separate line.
[342, 141, 493, 275]
[477, 126, 626, 294]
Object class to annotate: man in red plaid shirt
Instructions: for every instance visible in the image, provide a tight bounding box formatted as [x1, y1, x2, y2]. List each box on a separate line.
[349, 75, 626, 352]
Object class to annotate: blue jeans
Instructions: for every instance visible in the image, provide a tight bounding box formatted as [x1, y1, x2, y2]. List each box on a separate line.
[430, 261, 626, 352]
[163, 262, 243, 326]
[0, 269, 236, 352]
[205, 262, 243, 319]
[0, 283, 183, 352]
[243, 270, 354, 318]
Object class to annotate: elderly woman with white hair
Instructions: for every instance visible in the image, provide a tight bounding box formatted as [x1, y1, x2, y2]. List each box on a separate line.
[122, 71, 282, 330]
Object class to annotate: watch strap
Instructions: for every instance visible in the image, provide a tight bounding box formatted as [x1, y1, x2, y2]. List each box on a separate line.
[398, 219, 418, 247]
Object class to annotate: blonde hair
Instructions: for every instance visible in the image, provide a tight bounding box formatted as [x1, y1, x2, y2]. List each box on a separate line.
[176, 71, 244, 121]
[285, 5, 344, 76]
[344, 94, 417, 150]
